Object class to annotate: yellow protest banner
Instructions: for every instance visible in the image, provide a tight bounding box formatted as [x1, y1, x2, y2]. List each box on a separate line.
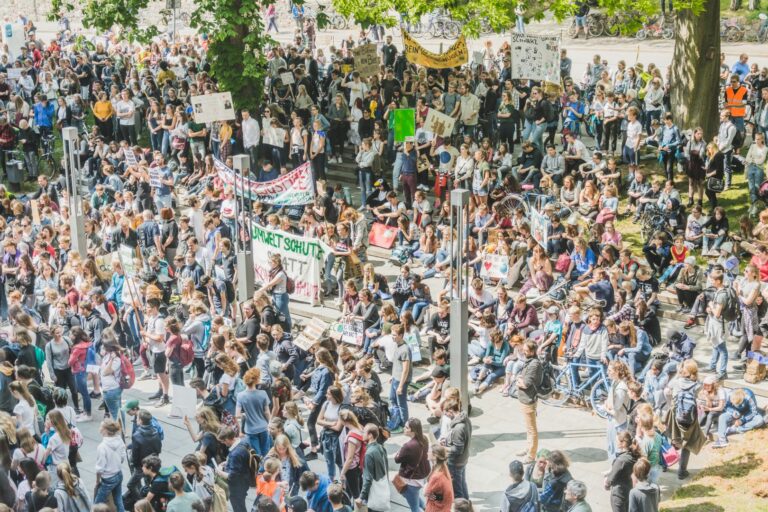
[402, 31, 468, 69]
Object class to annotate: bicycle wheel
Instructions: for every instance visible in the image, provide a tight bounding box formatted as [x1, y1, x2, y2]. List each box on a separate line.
[445, 21, 461, 40]
[429, 21, 442, 38]
[331, 14, 347, 30]
[588, 18, 604, 38]
[604, 17, 620, 37]
[541, 367, 573, 407]
[567, 20, 578, 38]
[635, 28, 647, 40]
[662, 26, 675, 39]
[589, 379, 610, 419]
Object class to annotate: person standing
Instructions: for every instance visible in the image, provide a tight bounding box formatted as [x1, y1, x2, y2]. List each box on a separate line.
[627, 459, 660, 512]
[745, 132, 768, 204]
[440, 399, 471, 500]
[516, 341, 543, 464]
[217, 427, 254, 512]
[623, 107, 642, 166]
[357, 424, 390, 512]
[100, 343, 126, 425]
[716, 109, 737, 190]
[424, 445, 453, 512]
[394, 418, 431, 512]
[94, 419, 126, 512]
[143, 298, 170, 406]
[604, 431, 640, 512]
[388, 324, 412, 433]
[706, 273, 729, 380]
[500, 460, 539, 512]
[236, 368, 272, 456]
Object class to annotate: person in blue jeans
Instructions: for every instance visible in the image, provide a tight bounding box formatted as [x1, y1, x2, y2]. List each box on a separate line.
[264, 253, 292, 331]
[100, 343, 125, 427]
[471, 330, 510, 396]
[705, 274, 729, 380]
[387, 324, 412, 434]
[236, 367, 272, 457]
[712, 388, 765, 448]
[94, 419, 126, 512]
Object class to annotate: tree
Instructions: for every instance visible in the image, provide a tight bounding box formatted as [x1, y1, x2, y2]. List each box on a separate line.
[49, 0, 272, 112]
[671, 0, 721, 139]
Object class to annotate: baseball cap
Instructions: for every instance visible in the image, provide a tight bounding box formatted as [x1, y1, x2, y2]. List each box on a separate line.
[123, 399, 140, 412]
[684, 256, 696, 266]
[374, 179, 384, 187]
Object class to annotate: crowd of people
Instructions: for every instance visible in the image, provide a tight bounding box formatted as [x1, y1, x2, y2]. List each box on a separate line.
[0, 4, 766, 512]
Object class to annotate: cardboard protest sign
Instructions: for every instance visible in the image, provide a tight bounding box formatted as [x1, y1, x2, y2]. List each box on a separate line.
[480, 253, 510, 281]
[353, 43, 380, 77]
[190, 92, 236, 123]
[510, 33, 560, 82]
[424, 108, 456, 138]
[531, 209, 550, 249]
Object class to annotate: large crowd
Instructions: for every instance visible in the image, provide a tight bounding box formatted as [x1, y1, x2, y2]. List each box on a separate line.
[0, 5, 766, 512]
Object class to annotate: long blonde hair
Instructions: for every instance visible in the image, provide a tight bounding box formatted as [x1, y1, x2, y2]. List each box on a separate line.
[48, 410, 72, 445]
[56, 462, 79, 496]
[9, 382, 35, 408]
[267, 434, 302, 468]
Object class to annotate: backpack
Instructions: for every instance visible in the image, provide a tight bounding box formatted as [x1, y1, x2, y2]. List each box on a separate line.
[177, 337, 194, 367]
[232, 442, 261, 487]
[149, 466, 191, 510]
[732, 127, 745, 149]
[390, 245, 413, 265]
[716, 286, 740, 322]
[674, 388, 697, 427]
[118, 352, 136, 390]
[285, 275, 296, 294]
[536, 360, 554, 400]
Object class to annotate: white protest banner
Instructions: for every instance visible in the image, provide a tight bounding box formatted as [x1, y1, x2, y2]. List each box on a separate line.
[251, 223, 329, 304]
[124, 149, 138, 167]
[6, 68, 22, 81]
[280, 71, 295, 85]
[190, 92, 236, 123]
[473, 51, 484, 67]
[480, 253, 510, 281]
[216, 158, 315, 205]
[424, 108, 456, 138]
[118, 244, 137, 276]
[149, 168, 162, 188]
[169, 384, 198, 419]
[353, 43, 380, 77]
[510, 33, 560, 83]
[339, 318, 364, 346]
[531, 209, 550, 249]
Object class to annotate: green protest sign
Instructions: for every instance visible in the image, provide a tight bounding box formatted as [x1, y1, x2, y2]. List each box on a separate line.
[393, 108, 415, 143]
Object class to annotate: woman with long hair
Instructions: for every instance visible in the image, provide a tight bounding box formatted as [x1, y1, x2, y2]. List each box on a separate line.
[304, 348, 337, 462]
[14, 457, 42, 510]
[617, 321, 652, 378]
[263, 253, 292, 331]
[684, 126, 706, 207]
[213, 352, 241, 416]
[183, 406, 223, 467]
[182, 453, 216, 507]
[339, 409, 366, 499]
[11, 428, 45, 475]
[424, 444, 453, 512]
[53, 462, 92, 511]
[100, 343, 125, 426]
[44, 410, 76, 481]
[605, 361, 632, 462]
[317, 385, 344, 477]
[395, 418, 431, 512]
[605, 431, 641, 512]
[265, 434, 309, 497]
[9, 382, 36, 433]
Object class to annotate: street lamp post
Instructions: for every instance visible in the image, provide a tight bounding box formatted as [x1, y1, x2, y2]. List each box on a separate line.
[232, 154, 255, 320]
[449, 188, 470, 412]
[61, 127, 86, 256]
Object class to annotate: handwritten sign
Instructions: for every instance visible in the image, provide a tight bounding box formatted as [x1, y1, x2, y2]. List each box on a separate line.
[353, 43, 380, 77]
[480, 253, 510, 281]
[424, 108, 456, 138]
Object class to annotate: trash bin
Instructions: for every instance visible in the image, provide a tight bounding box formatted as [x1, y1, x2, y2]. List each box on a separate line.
[6, 159, 23, 192]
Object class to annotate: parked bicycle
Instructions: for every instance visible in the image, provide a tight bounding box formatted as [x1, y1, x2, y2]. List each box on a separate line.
[635, 15, 674, 39]
[567, 13, 604, 38]
[428, 13, 461, 39]
[38, 134, 58, 178]
[542, 360, 612, 419]
[721, 17, 746, 42]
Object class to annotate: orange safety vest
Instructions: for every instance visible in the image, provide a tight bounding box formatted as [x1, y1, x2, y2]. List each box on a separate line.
[725, 86, 748, 117]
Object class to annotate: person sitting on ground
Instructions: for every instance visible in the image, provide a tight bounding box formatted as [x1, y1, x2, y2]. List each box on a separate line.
[712, 388, 765, 448]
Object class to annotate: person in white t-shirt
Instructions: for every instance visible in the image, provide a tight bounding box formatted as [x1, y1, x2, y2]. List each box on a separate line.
[623, 106, 643, 166]
[141, 298, 169, 406]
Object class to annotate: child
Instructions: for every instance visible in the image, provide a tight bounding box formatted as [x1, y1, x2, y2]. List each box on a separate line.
[537, 306, 563, 364]
[636, 412, 663, 484]
[282, 402, 306, 451]
[408, 349, 449, 402]
[658, 236, 687, 286]
[256, 457, 286, 509]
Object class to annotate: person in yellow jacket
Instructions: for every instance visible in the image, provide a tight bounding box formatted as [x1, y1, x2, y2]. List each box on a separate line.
[725, 73, 748, 138]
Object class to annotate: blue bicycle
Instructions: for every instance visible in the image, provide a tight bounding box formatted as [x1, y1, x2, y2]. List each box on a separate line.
[542, 360, 612, 419]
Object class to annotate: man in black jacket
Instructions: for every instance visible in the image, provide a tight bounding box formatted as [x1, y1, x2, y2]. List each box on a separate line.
[441, 398, 471, 500]
[124, 409, 163, 505]
[516, 341, 543, 464]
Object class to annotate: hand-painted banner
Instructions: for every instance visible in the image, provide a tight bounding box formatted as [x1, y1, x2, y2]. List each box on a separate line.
[251, 223, 330, 304]
[402, 31, 468, 69]
[216, 158, 315, 205]
[480, 253, 510, 281]
[531, 208, 551, 250]
[510, 33, 560, 82]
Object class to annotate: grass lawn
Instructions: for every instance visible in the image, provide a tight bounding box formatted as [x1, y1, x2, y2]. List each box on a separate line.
[660, 429, 768, 512]
[613, 159, 750, 253]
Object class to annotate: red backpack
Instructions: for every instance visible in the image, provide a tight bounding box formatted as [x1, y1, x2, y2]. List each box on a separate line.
[178, 337, 195, 367]
[118, 352, 136, 390]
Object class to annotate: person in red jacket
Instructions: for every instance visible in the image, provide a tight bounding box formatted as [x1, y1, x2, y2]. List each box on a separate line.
[67, 327, 93, 422]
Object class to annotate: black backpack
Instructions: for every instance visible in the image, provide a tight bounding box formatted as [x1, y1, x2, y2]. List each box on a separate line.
[674, 389, 697, 427]
[536, 360, 554, 400]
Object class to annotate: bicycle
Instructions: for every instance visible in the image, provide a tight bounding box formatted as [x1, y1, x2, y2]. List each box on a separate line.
[721, 17, 746, 42]
[635, 15, 673, 40]
[38, 134, 58, 178]
[428, 15, 461, 39]
[542, 360, 612, 419]
[567, 13, 603, 38]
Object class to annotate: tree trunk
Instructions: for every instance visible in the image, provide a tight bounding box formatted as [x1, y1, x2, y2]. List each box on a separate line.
[670, 0, 721, 140]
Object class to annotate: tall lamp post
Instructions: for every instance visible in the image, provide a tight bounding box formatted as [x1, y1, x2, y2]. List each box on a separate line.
[449, 188, 470, 412]
[61, 127, 86, 256]
[232, 154, 255, 320]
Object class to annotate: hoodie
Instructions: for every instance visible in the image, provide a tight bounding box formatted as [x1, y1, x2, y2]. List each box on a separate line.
[627, 481, 660, 512]
[501, 480, 540, 512]
[445, 412, 472, 467]
[667, 332, 696, 362]
[182, 313, 212, 358]
[95, 436, 126, 478]
[130, 424, 162, 470]
[307, 474, 333, 512]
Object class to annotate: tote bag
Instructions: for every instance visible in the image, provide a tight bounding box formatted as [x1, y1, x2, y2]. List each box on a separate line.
[367, 475, 391, 511]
